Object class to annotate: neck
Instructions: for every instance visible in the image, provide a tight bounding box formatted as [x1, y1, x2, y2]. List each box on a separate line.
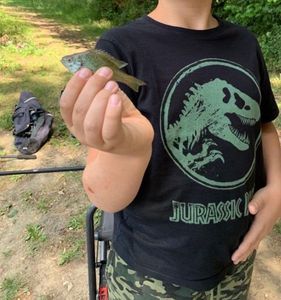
[149, 0, 217, 30]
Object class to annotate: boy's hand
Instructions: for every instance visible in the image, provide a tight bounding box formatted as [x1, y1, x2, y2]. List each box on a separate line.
[231, 185, 281, 264]
[60, 67, 154, 155]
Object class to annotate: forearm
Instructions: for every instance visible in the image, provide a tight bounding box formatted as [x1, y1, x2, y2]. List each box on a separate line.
[82, 147, 152, 212]
[261, 122, 281, 185]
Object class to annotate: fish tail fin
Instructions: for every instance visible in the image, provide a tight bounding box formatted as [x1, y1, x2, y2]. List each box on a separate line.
[115, 71, 146, 92]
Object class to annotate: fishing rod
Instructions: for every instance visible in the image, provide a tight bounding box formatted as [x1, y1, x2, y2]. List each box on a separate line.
[0, 154, 37, 160]
[0, 165, 85, 176]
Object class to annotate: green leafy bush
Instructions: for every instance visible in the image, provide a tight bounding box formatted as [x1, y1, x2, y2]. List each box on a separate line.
[214, 0, 281, 36]
[89, 0, 157, 24]
[213, 0, 281, 71]
[259, 25, 281, 72]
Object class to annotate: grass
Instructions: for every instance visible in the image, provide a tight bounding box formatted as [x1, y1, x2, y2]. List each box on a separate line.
[0, 111, 13, 130]
[58, 238, 85, 265]
[20, 191, 51, 213]
[3, 0, 94, 24]
[20, 190, 33, 202]
[68, 210, 86, 230]
[25, 223, 47, 252]
[0, 10, 29, 38]
[0, 276, 26, 300]
[0, 57, 23, 74]
[58, 208, 88, 265]
[0, 10, 42, 74]
[1, 0, 112, 42]
[36, 197, 51, 213]
[9, 174, 25, 182]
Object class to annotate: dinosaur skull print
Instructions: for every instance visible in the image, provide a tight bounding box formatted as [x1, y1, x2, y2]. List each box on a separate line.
[160, 59, 261, 189]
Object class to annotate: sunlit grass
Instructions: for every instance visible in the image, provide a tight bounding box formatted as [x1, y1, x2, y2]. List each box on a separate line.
[0, 110, 13, 130]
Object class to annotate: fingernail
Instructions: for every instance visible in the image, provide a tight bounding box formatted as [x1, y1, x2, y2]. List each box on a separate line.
[104, 81, 118, 92]
[232, 254, 238, 261]
[78, 68, 92, 79]
[97, 67, 112, 78]
[249, 204, 257, 214]
[109, 95, 120, 106]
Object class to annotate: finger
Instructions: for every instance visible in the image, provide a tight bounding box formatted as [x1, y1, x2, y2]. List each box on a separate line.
[102, 94, 123, 144]
[231, 219, 264, 264]
[117, 89, 138, 117]
[83, 82, 119, 147]
[235, 249, 256, 265]
[60, 68, 93, 127]
[72, 67, 113, 139]
[248, 190, 266, 215]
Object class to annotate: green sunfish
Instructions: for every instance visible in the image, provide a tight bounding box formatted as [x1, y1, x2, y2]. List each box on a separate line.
[61, 49, 146, 92]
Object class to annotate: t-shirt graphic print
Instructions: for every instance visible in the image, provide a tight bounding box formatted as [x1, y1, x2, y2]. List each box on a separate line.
[161, 58, 261, 190]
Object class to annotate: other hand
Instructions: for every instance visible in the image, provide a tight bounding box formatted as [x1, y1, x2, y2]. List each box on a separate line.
[231, 185, 281, 264]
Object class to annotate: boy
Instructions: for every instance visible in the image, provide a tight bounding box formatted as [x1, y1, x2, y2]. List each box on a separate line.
[60, 0, 281, 298]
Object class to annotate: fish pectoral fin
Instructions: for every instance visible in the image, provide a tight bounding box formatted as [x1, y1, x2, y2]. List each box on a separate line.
[91, 49, 128, 69]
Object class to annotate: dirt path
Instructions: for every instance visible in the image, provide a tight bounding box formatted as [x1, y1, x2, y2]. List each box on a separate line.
[0, 5, 281, 300]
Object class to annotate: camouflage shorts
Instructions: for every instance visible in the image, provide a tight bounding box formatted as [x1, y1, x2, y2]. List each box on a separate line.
[105, 249, 256, 300]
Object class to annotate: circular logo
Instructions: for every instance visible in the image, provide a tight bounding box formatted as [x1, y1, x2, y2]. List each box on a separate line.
[160, 59, 261, 189]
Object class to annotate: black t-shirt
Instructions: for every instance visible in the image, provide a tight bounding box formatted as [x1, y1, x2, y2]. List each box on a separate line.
[95, 16, 279, 291]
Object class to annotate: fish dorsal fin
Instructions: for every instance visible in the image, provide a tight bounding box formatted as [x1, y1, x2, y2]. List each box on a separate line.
[89, 49, 128, 69]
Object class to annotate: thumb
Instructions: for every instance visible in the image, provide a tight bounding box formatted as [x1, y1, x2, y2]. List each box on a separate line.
[248, 190, 265, 215]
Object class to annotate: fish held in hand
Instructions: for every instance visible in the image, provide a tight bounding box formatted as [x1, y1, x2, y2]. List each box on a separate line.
[61, 49, 146, 92]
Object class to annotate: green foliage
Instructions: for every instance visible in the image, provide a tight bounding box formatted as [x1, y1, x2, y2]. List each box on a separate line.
[68, 211, 86, 230]
[25, 224, 47, 251]
[259, 26, 281, 73]
[214, 0, 281, 36]
[25, 224, 47, 242]
[90, 0, 157, 25]
[58, 239, 84, 265]
[0, 277, 25, 300]
[213, 0, 281, 71]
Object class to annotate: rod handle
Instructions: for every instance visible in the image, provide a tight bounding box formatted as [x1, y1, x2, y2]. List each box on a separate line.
[16, 154, 37, 159]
